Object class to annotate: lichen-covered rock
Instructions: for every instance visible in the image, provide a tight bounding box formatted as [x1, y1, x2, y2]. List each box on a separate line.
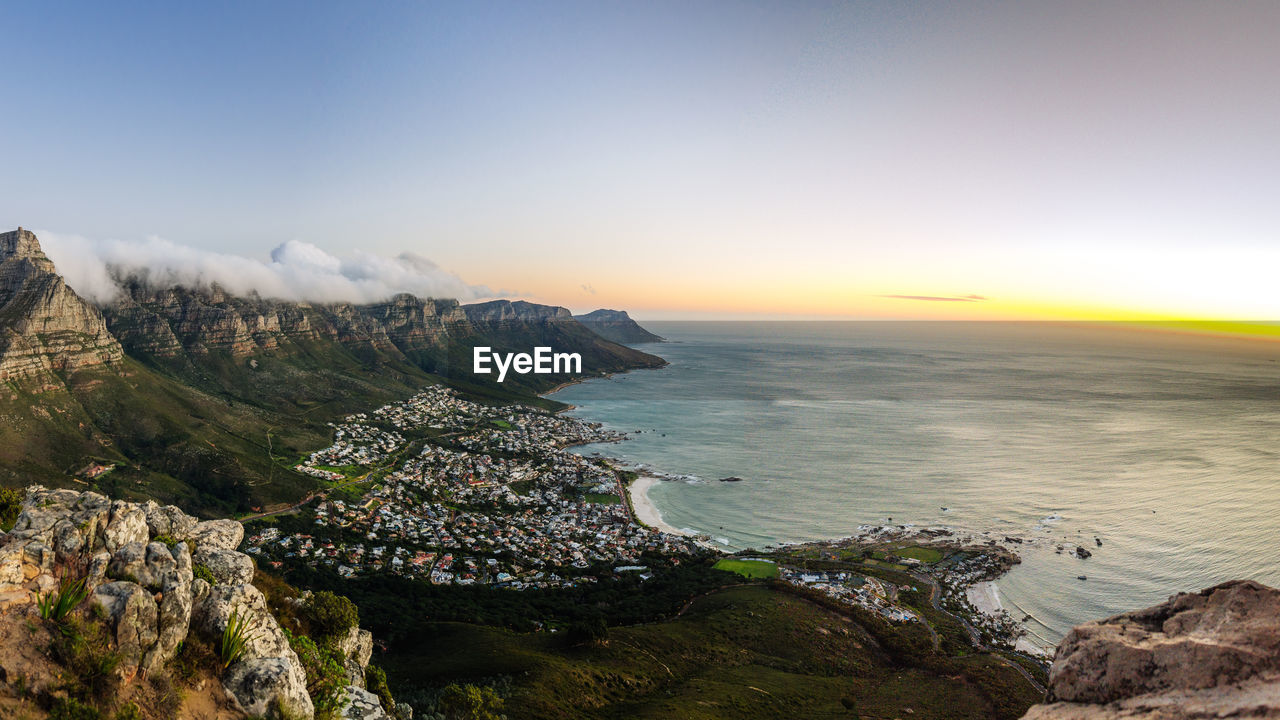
[142, 500, 198, 539]
[108, 540, 180, 590]
[1, 488, 388, 720]
[340, 686, 390, 719]
[6, 490, 111, 562]
[193, 582, 314, 718]
[188, 518, 244, 552]
[93, 580, 159, 675]
[145, 541, 194, 670]
[104, 500, 149, 553]
[194, 546, 255, 586]
[337, 626, 375, 686]
[1022, 580, 1280, 719]
[224, 656, 315, 719]
[0, 541, 23, 586]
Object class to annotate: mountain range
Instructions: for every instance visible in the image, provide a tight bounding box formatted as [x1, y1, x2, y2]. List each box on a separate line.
[0, 228, 663, 515]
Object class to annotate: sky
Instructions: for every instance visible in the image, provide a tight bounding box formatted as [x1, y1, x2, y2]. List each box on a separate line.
[2, 1, 1278, 320]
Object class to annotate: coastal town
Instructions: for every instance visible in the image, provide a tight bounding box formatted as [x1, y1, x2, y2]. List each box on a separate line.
[253, 383, 1039, 662]
[249, 385, 708, 589]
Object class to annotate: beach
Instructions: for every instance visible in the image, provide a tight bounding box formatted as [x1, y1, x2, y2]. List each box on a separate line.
[967, 580, 1003, 617]
[628, 476, 687, 536]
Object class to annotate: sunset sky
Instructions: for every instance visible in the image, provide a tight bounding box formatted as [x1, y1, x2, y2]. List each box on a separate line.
[2, 2, 1278, 320]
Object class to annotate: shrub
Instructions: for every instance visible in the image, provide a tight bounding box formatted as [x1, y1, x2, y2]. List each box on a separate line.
[170, 635, 219, 684]
[436, 684, 504, 720]
[112, 703, 142, 720]
[219, 610, 259, 670]
[365, 664, 396, 715]
[48, 697, 101, 720]
[193, 563, 217, 585]
[49, 615, 121, 702]
[0, 486, 21, 530]
[304, 591, 358, 642]
[38, 575, 90, 626]
[288, 631, 347, 719]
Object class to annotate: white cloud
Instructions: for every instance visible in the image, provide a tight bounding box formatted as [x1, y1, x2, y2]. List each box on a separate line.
[38, 231, 495, 306]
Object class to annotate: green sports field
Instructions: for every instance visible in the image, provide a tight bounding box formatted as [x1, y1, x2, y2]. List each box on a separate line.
[713, 558, 781, 579]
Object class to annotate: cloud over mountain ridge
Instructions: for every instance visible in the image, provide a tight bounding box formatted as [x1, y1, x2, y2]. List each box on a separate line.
[38, 231, 496, 305]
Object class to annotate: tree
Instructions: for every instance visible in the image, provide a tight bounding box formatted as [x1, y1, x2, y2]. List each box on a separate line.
[305, 590, 359, 641]
[565, 616, 609, 648]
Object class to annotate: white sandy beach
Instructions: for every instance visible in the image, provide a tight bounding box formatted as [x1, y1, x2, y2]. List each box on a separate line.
[628, 476, 688, 536]
[969, 581, 1054, 658]
[967, 580, 1004, 617]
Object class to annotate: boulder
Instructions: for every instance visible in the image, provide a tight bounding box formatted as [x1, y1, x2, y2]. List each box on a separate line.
[0, 541, 23, 586]
[340, 686, 390, 719]
[93, 581, 159, 674]
[7, 490, 111, 560]
[1022, 580, 1280, 719]
[193, 582, 315, 718]
[103, 500, 149, 553]
[338, 626, 375, 686]
[224, 656, 315, 719]
[142, 500, 198, 539]
[188, 519, 244, 552]
[194, 546, 255, 586]
[145, 542, 194, 670]
[108, 540, 182, 590]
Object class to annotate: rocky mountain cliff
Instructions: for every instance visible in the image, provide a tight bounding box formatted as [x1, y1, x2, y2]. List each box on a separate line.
[0, 228, 661, 391]
[0, 486, 398, 719]
[0, 228, 123, 381]
[1021, 580, 1280, 719]
[0, 228, 663, 511]
[573, 308, 664, 344]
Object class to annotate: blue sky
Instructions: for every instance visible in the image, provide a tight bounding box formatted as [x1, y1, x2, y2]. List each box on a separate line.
[3, 2, 1279, 318]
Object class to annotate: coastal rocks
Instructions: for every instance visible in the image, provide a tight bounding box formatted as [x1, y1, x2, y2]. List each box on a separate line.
[1021, 580, 1280, 719]
[1073, 546, 1092, 559]
[340, 686, 391, 719]
[188, 518, 245, 552]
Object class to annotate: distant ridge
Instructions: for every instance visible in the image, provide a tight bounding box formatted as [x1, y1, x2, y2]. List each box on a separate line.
[0, 227, 664, 513]
[573, 308, 664, 345]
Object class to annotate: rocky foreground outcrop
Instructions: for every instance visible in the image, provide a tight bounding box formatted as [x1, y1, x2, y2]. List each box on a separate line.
[0, 487, 396, 719]
[1022, 580, 1280, 719]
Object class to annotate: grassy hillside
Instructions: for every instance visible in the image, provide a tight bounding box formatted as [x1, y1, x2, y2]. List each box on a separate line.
[0, 359, 329, 515]
[376, 584, 1041, 720]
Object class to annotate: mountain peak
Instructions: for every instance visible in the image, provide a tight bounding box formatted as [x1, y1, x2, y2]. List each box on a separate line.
[574, 308, 664, 344]
[0, 227, 56, 271]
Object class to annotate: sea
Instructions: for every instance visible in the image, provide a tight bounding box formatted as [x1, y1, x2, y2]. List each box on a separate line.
[551, 321, 1280, 651]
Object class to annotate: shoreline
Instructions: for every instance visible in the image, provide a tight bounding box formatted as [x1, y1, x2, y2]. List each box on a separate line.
[627, 475, 689, 537]
[967, 580, 1004, 617]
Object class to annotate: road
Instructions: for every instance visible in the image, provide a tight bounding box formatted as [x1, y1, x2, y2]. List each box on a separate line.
[903, 568, 1048, 695]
